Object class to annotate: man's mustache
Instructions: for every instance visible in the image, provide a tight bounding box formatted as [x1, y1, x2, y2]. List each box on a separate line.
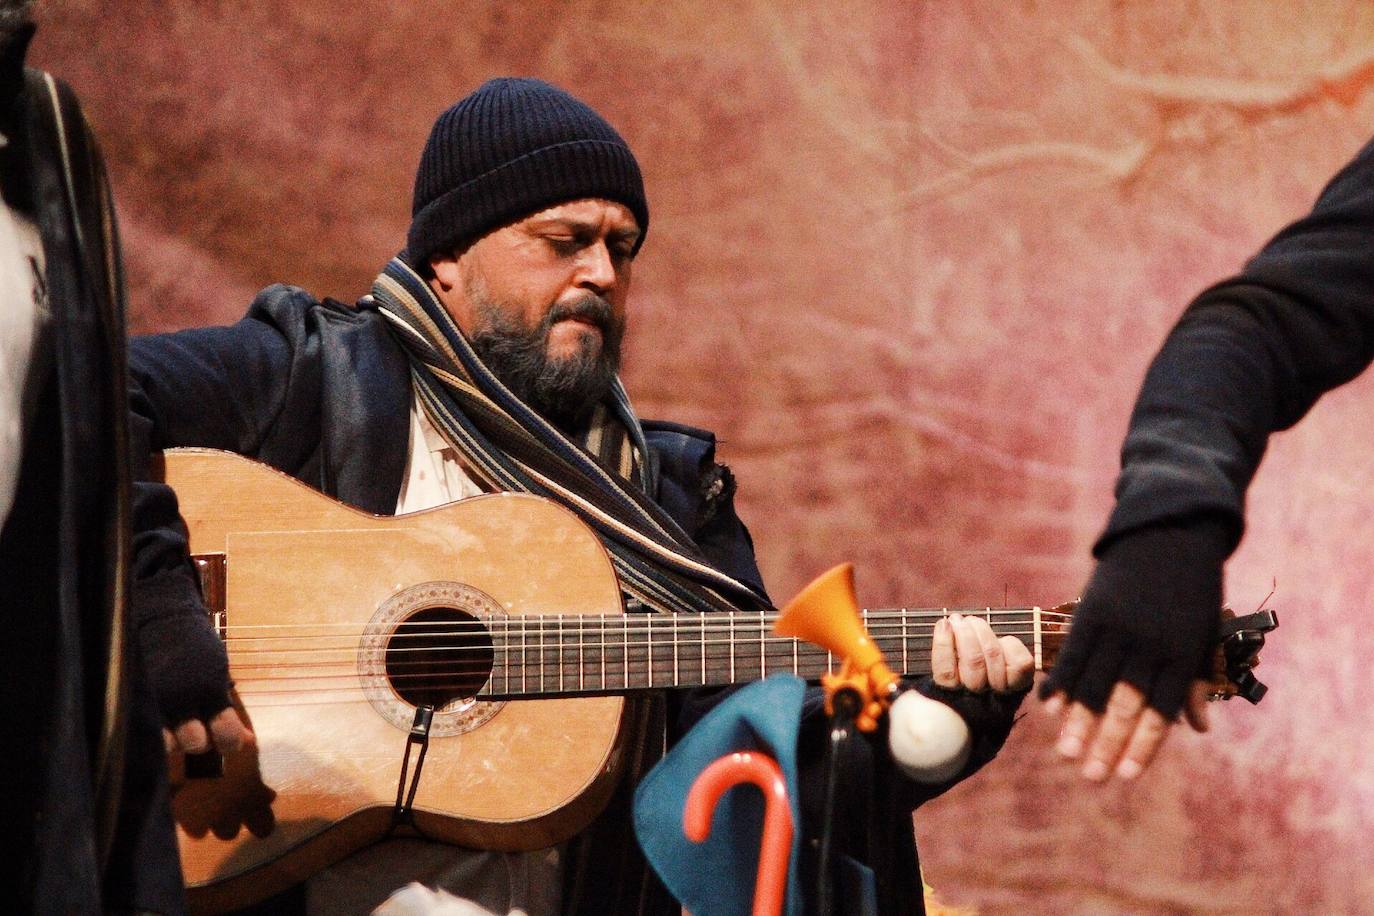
[544, 294, 616, 333]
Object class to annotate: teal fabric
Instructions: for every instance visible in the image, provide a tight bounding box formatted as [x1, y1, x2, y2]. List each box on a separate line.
[633, 675, 805, 916]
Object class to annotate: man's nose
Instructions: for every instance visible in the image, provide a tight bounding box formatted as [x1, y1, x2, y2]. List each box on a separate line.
[575, 241, 617, 293]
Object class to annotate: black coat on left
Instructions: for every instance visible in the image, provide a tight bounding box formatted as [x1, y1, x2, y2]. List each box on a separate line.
[0, 25, 185, 916]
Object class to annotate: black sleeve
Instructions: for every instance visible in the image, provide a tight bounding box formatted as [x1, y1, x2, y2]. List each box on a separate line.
[128, 292, 313, 595]
[1042, 135, 1374, 718]
[127, 291, 317, 724]
[1101, 134, 1374, 551]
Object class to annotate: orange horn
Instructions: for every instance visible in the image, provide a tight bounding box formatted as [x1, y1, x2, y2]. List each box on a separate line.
[773, 563, 898, 731]
[773, 564, 882, 673]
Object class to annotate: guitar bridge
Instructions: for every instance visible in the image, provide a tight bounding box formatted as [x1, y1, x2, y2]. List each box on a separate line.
[193, 553, 227, 640]
[184, 553, 229, 780]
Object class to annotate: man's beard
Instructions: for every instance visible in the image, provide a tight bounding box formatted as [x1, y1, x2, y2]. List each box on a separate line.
[468, 291, 625, 433]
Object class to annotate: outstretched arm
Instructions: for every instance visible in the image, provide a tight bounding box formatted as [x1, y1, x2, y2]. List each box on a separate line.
[1042, 133, 1374, 781]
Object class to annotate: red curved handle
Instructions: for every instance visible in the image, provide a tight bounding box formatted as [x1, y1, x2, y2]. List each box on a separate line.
[683, 751, 793, 916]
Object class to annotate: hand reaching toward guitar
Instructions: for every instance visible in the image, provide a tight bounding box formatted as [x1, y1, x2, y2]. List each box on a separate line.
[136, 578, 255, 758]
[140, 597, 274, 841]
[147, 601, 273, 845]
[1039, 520, 1228, 781]
[168, 690, 276, 842]
[163, 708, 254, 760]
[931, 612, 1035, 694]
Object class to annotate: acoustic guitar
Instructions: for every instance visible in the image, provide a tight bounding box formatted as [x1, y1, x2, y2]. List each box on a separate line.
[157, 449, 1275, 913]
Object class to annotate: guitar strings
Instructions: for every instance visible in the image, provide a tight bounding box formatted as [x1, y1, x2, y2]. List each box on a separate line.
[213, 607, 1068, 635]
[226, 632, 947, 668]
[214, 611, 1073, 646]
[189, 604, 1072, 702]
[214, 613, 1066, 646]
[217, 627, 1057, 696]
[215, 617, 1063, 666]
[218, 623, 1055, 661]
[213, 624, 1055, 700]
[223, 628, 1048, 658]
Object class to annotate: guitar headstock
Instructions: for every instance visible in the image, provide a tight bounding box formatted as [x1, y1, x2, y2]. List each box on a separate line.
[1037, 602, 1278, 705]
[1207, 609, 1279, 703]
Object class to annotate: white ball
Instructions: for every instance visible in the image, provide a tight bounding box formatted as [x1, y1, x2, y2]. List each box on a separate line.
[887, 689, 972, 784]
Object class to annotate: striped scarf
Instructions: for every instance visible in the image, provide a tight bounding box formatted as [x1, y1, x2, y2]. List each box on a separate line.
[370, 256, 771, 617]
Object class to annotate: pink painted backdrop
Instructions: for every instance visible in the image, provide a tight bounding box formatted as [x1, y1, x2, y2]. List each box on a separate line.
[34, 1, 1374, 911]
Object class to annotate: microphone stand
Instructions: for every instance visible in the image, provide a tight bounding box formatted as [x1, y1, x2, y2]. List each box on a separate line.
[771, 565, 901, 916]
[815, 686, 863, 916]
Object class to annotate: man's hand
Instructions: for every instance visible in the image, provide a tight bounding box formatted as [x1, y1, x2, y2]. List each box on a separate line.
[163, 707, 254, 759]
[931, 612, 1034, 693]
[1043, 679, 1210, 781]
[168, 694, 275, 841]
[138, 593, 256, 759]
[1039, 520, 1230, 781]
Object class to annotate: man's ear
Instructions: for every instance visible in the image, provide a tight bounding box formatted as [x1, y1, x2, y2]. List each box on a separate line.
[426, 250, 477, 336]
[429, 253, 461, 292]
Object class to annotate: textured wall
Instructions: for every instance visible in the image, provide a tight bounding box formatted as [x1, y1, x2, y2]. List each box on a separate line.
[33, 1, 1374, 911]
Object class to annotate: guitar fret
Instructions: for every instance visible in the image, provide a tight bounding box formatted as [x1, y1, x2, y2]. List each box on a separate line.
[861, 607, 867, 668]
[601, 615, 607, 690]
[623, 615, 629, 691]
[578, 616, 594, 694]
[646, 614, 653, 689]
[700, 614, 706, 685]
[558, 614, 564, 694]
[676, 614, 699, 687]
[566, 615, 574, 692]
[759, 610, 766, 678]
[521, 617, 527, 695]
[901, 608, 908, 674]
[729, 613, 735, 683]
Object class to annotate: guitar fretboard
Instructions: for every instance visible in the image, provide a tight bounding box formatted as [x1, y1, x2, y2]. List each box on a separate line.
[476, 608, 1043, 699]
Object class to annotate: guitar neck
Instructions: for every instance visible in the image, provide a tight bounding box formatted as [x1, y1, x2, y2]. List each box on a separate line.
[478, 606, 1056, 700]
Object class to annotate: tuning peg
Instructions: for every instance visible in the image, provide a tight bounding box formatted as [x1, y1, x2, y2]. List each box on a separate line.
[1218, 609, 1278, 705]
[1230, 670, 1268, 705]
[1220, 609, 1278, 639]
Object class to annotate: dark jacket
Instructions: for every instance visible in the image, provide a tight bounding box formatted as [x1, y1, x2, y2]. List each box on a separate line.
[129, 285, 1023, 916]
[1102, 133, 1374, 553]
[0, 27, 184, 916]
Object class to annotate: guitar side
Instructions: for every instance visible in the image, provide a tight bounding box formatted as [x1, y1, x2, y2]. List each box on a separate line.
[157, 449, 628, 914]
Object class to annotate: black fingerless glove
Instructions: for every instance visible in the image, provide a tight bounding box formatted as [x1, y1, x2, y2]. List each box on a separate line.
[135, 569, 234, 728]
[1038, 517, 1232, 719]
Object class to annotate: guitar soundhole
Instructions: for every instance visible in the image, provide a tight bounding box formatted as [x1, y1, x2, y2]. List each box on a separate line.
[385, 607, 493, 710]
[362, 580, 505, 736]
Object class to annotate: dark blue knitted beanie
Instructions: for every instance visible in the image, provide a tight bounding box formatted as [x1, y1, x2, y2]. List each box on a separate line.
[407, 78, 648, 267]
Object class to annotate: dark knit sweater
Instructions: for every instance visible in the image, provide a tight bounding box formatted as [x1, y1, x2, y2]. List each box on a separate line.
[1103, 133, 1374, 553]
[1043, 133, 1374, 718]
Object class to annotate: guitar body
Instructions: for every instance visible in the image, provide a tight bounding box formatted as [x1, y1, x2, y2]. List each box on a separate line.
[158, 449, 627, 913]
